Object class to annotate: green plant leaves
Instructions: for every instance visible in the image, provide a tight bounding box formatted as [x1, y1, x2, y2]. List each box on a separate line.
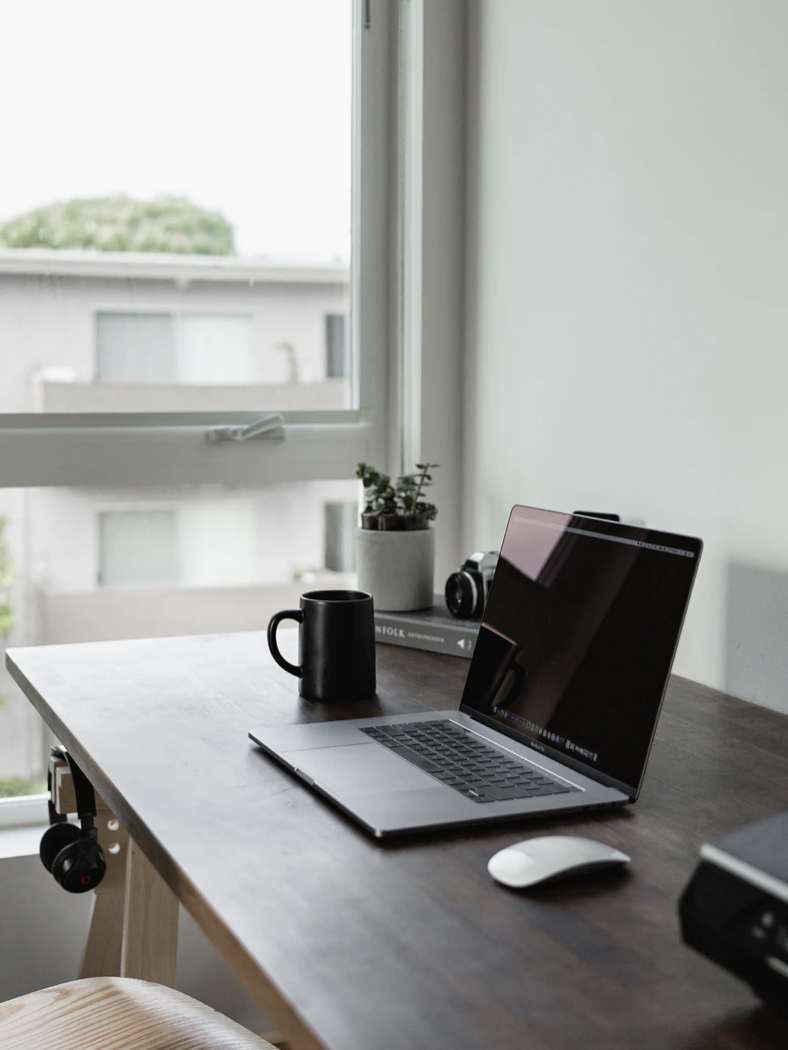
[356, 462, 438, 523]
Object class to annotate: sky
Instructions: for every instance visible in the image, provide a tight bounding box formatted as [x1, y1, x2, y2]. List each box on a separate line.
[1, 0, 352, 261]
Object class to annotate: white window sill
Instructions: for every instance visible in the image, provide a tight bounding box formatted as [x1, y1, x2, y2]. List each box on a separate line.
[0, 795, 49, 828]
[0, 823, 48, 861]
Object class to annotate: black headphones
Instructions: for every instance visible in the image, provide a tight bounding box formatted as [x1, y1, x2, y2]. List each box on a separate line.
[40, 747, 106, 893]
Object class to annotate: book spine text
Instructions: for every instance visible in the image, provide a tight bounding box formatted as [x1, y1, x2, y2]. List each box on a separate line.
[374, 617, 476, 659]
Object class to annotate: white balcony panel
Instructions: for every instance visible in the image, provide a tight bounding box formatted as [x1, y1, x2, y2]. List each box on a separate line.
[37, 578, 356, 646]
[35, 380, 348, 414]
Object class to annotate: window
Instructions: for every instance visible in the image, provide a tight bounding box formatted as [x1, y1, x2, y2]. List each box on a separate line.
[324, 500, 358, 572]
[1, 479, 360, 800]
[96, 314, 177, 384]
[98, 502, 258, 588]
[0, 0, 393, 819]
[11, 264, 351, 414]
[178, 315, 254, 386]
[0, 0, 390, 437]
[98, 511, 178, 587]
[325, 313, 349, 378]
[95, 312, 254, 386]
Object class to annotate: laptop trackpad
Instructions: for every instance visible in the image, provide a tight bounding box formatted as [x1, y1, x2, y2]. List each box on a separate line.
[281, 743, 439, 794]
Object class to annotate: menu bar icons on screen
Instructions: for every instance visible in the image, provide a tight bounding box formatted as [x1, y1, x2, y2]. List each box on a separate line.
[489, 704, 598, 764]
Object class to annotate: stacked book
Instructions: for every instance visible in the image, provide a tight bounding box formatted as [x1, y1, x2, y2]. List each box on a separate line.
[374, 594, 481, 659]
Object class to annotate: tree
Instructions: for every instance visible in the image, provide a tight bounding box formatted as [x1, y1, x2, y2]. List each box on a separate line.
[0, 194, 235, 255]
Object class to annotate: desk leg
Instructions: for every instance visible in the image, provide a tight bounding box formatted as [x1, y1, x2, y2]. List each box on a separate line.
[120, 838, 179, 987]
[79, 807, 129, 979]
[50, 756, 179, 985]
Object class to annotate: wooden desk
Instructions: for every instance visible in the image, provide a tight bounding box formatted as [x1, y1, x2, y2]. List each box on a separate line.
[7, 633, 788, 1050]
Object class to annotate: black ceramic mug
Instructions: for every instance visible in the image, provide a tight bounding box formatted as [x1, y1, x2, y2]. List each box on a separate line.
[267, 590, 376, 702]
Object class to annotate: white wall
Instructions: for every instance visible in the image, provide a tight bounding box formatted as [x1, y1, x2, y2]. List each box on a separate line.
[464, 0, 788, 707]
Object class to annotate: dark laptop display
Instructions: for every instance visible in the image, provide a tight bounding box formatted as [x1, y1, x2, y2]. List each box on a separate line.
[250, 505, 702, 836]
[460, 508, 702, 795]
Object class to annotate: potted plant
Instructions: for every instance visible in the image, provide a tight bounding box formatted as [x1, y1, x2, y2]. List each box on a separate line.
[355, 462, 438, 611]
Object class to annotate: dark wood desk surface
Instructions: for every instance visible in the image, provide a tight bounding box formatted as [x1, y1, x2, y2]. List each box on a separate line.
[7, 633, 788, 1050]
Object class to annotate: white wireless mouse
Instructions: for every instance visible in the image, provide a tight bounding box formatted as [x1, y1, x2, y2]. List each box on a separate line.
[488, 835, 631, 889]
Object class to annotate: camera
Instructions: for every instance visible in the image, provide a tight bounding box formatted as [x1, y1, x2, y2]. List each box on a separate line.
[445, 551, 499, 619]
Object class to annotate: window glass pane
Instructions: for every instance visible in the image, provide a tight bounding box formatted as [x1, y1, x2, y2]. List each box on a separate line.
[178, 501, 258, 587]
[0, 480, 359, 793]
[96, 313, 176, 383]
[0, 0, 353, 414]
[99, 511, 178, 587]
[325, 313, 349, 379]
[324, 500, 358, 572]
[178, 315, 254, 386]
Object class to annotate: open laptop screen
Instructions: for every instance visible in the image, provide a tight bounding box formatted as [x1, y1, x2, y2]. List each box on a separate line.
[459, 507, 702, 796]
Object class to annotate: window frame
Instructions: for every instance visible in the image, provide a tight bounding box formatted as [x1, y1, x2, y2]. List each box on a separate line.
[0, 795, 48, 829]
[0, 0, 396, 826]
[0, 0, 469, 825]
[0, 0, 391, 489]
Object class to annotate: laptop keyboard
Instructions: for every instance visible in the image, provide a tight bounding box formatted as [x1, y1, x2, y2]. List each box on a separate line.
[360, 720, 579, 804]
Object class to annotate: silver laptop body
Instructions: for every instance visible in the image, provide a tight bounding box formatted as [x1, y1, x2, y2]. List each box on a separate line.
[250, 506, 702, 837]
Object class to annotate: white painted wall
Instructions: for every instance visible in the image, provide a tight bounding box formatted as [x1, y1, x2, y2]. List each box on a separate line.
[464, 0, 788, 708]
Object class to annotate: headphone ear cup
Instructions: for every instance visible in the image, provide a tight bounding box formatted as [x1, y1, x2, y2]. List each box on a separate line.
[53, 837, 107, 894]
[40, 822, 79, 874]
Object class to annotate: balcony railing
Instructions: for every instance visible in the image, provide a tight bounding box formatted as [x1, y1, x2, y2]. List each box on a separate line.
[36, 575, 357, 645]
[34, 379, 350, 414]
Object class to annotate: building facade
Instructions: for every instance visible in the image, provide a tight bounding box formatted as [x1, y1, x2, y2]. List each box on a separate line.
[0, 250, 358, 787]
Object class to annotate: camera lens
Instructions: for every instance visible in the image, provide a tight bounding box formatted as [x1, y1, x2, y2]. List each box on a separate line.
[445, 572, 477, 619]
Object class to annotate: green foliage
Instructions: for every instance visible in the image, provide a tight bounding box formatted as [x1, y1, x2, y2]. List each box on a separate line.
[0, 195, 235, 255]
[356, 462, 439, 526]
[0, 777, 43, 798]
[356, 463, 397, 514]
[0, 516, 13, 639]
[396, 463, 439, 520]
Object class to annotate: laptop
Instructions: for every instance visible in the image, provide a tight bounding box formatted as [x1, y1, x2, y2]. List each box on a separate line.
[249, 506, 702, 837]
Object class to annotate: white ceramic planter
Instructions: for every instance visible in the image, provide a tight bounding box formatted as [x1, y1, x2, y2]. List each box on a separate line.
[356, 527, 435, 611]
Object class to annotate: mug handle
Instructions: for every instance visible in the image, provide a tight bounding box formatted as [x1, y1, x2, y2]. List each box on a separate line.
[267, 609, 304, 677]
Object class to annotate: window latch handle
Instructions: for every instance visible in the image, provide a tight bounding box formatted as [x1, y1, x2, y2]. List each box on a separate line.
[205, 413, 285, 443]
